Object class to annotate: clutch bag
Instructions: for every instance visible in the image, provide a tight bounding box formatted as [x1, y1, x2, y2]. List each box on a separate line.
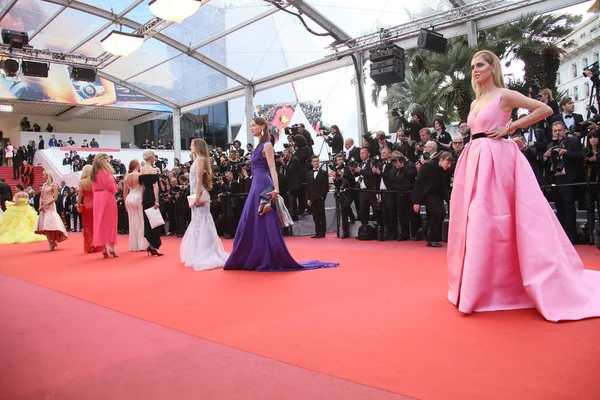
[260, 184, 274, 201]
[187, 190, 209, 207]
[144, 206, 165, 229]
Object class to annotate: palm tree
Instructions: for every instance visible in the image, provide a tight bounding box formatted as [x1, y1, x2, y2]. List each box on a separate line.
[487, 12, 581, 94]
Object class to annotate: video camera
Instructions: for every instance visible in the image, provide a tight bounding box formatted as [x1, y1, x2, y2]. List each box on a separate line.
[570, 114, 600, 134]
[391, 106, 405, 117]
[548, 146, 566, 173]
[284, 124, 300, 136]
[317, 127, 330, 137]
[584, 61, 599, 78]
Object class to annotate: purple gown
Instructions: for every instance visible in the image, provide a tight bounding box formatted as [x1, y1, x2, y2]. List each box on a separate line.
[224, 141, 338, 271]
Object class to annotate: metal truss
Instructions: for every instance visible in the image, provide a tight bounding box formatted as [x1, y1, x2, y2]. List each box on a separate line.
[327, 0, 547, 58]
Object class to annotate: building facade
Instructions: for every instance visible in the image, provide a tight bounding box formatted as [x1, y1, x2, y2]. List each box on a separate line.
[557, 14, 600, 117]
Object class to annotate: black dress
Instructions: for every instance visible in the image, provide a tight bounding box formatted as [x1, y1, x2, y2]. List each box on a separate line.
[139, 174, 161, 249]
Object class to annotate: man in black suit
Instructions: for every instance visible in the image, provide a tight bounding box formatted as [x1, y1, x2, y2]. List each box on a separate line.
[280, 148, 303, 221]
[231, 140, 245, 157]
[344, 138, 361, 163]
[372, 147, 396, 240]
[297, 124, 314, 156]
[544, 121, 584, 243]
[0, 178, 12, 211]
[13, 147, 24, 180]
[306, 156, 329, 238]
[391, 156, 419, 241]
[354, 147, 378, 227]
[550, 97, 583, 138]
[324, 125, 343, 154]
[412, 152, 453, 248]
[38, 135, 45, 150]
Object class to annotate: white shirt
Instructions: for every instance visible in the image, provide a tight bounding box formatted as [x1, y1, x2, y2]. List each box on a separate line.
[563, 113, 575, 130]
[345, 145, 356, 160]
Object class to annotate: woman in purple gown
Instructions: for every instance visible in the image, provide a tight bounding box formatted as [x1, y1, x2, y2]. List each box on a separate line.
[224, 117, 338, 271]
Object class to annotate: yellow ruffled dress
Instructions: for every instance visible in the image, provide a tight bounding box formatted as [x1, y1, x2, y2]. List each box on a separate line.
[0, 198, 47, 244]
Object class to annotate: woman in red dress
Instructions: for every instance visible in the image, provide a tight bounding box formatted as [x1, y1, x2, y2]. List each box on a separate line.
[76, 165, 103, 253]
[91, 153, 119, 258]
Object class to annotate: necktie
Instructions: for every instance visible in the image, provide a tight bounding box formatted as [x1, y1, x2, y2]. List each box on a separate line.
[565, 115, 573, 119]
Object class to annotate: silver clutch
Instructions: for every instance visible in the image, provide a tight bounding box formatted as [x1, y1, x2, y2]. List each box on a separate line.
[274, 195, 293, 228]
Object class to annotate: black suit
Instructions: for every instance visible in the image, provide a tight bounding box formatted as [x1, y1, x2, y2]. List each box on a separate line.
[306, 169, 329, 237]
[547, 137, 584, 242]
[391, 161, 420, 240]
[0, 182, 12, 211]
[376, 160, 397, 239]
[281, 155, 303, 220]
[346, 147, 361, 163]
[413, 160, 449, 242]
[550, 113, 583, 136]
[38, 139, 44, 150]
[356, 159, 378, 226]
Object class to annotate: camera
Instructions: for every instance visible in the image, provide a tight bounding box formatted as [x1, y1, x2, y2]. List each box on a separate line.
[582, 147, 597, 159]
[422, 152, 431, 161]
[391, 106, 405, 117]
[284, 124, 299, 136]
[548, 146, 566, 173]
[583, 61, 599, 78]
[570, 114, 600, 133]
[317, 128, 330, 137]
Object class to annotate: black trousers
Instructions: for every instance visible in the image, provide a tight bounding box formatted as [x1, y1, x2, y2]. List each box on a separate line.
[288, 188, 302, 220]
[13, 163, 21, 179]
[72, 210, 82, 231]
[142, 201, 162, 249]
[423, 194, 445, 242]
[380, 191, 397, 237]
[311, 197, 326, 236]
[553, 180, 576, 242]
[396, 193, 421, 239]
[358, 191, 378, 226]
[585, 189, 600, 232]
[340, 190, 358, 235]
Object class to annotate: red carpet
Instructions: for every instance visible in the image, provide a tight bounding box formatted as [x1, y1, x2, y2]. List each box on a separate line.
[1, 234, 600, 400]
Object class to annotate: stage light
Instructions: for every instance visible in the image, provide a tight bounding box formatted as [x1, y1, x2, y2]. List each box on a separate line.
[1, 59, 19, 77]
[70, 67, 97, 82]
[0, 104, 13, 113]
[1, 29, 29, 49]
[149, 0, 201, 23]
[100, 30, 144, 56]
[21, 61, 49, 78]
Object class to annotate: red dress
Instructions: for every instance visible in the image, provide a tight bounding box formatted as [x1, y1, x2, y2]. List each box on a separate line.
[92, 169, 118, 247]
[81, 189, 102, 253]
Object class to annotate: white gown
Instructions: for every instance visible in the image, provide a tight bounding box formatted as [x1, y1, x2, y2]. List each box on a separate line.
[126, 183, 148, 251]
[180, 159, 229, 271]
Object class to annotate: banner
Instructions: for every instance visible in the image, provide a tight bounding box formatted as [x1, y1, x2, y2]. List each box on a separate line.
[254, 100, 322, 142]
[0, 64, 170, 112]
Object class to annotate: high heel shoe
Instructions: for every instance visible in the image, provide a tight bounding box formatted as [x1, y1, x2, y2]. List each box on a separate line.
[102, 248, 109, 258]
[109, 245, 119, 258]
[147, 246, 164, 256]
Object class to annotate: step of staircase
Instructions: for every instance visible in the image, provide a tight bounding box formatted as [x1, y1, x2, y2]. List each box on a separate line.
[0, 166, 46, 195]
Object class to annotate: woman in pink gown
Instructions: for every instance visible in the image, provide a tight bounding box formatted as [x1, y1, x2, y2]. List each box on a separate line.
[91, 153, 118, 258]
[447, 50, 600, 322]
[35, 170, 68, 250]
[76, 165, 103, 254]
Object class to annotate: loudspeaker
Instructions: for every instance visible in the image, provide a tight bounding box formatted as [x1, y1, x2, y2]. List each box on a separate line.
[369, 45, 405, 86]
[70, 67, 97, 83]
[21, 61, 49, 78]
[417, 29, 447, 53]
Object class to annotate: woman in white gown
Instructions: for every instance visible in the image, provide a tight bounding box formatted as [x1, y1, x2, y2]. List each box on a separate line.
[180, 138, 229, 271]
[123, 159, 148, 252]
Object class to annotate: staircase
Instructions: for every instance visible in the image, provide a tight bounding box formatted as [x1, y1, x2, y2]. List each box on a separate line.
[0, 166, 46, 194]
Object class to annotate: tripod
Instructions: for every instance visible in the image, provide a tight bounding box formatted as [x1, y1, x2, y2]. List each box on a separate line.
[586, 75, 600, 118]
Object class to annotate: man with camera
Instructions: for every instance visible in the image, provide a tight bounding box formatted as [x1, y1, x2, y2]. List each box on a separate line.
[296, 124, 314, 156]
[322, 125, 343, 154]
[372, 147, 396, 240]
[395, 108, 425, 143]
[344, 138, 361, 163]
[392, 130, 417, 163]
[391, 155, 419, 241]
[278, 148, 303, 221]
[354, 147, 378, 227]
[228, 140, 245, 157]
[412, 152, 453, 248]
[544, 121, 584, 243]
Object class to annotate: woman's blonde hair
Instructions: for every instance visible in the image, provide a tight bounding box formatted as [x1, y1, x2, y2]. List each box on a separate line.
[539, 88, 554, 101]
[471, 50, 505, 97]
[91, 153, 114, 181]
[142, 149, 155, 161]
[80, 164, 93, 180]
[191, 138, 213, 191]
[43, 169, 54, 184]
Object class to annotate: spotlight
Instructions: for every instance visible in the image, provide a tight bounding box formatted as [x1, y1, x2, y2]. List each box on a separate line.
[70, 66, 97, 83]
[1, 29, 29, 49]
[1, 59, 19, 77]
[0, 104, 13, 113]
[21, 61, 49, 78]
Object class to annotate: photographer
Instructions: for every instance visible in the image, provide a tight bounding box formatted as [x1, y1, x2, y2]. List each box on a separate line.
[216, 171, 241, 239]
[229, 140, 245, 157]
[391, 155, 419, 241]
[583, 129, 600, 244]
[433, 119, 452, 151]
[362, 133, 379, 158]
[344, 138, 361, 163]
[355, 147, 378, 227]
[372, 148, 396, 240]
[412, 151, 453, 248]
[331, 153, 357, 238]
[279, 148, 303, 221]
[543, 121, 584, 243]
[322, 125, 343, 154]
[395, 108, 425, 143]
[297, 123, 314, 156]
[375, 132, 393, 154]
[458, 121, 471, 145]
[512, 134, 543, 185]
[392, 130, 417, 163]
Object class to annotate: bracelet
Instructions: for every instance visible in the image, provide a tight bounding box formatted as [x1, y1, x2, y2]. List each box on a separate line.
[506, 120, 516, 134]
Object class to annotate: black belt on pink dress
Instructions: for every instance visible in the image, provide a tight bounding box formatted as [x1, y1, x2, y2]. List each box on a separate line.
[471, 133, 507, 140]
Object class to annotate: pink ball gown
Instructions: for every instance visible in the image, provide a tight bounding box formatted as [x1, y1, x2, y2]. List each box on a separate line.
[91, 169, 118, 247]
[447, 89, 600, 322]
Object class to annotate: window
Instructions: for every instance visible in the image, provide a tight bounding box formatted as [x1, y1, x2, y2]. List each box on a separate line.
[574, 86, 579, 101]
[585, 82, 590, 97]
[572, 63, 578, 78]
[583, 57, 589, 69]
[557, 71, 561, 86]
[566, 89, 570, 98]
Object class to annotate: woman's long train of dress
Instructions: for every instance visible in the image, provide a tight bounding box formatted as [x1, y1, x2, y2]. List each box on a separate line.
[224, 141, 338, 271]
[180, 160, 229, 271]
